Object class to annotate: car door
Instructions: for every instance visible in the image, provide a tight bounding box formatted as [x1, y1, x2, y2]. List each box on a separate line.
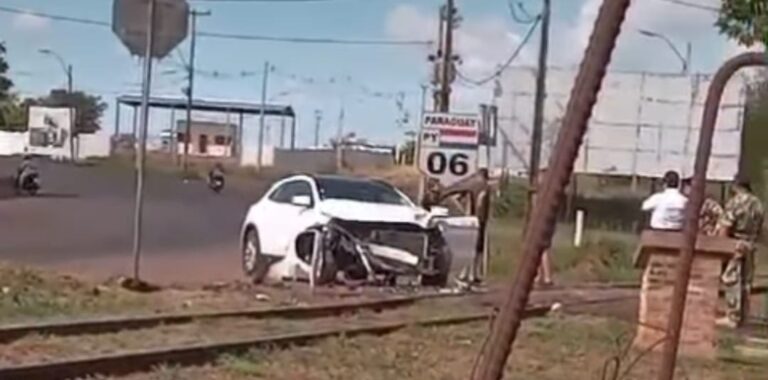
[255, 179, 317, 255]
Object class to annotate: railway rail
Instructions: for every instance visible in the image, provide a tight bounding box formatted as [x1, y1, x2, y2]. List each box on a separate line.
[0, 290, 636, 380]
[0, 291, 465, 344]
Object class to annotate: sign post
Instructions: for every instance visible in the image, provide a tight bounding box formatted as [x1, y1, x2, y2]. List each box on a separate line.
[113, 0, 189, 282]
[418, 112, 480, 187]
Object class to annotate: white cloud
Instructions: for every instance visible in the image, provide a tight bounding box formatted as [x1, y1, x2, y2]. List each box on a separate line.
[12, 12, 49, 32]
[385, 4, 534, 111]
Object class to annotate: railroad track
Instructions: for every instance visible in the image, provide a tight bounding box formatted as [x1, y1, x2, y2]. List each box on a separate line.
[0, 289, 635, 380]
[0, 291, 466, 344]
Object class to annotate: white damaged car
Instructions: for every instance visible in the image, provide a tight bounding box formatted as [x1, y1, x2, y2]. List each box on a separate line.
[240, 174, 468, 287]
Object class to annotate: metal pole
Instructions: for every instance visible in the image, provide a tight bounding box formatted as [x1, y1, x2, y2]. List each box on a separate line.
[439, 0, 454, 112]
[656, 51, 767, 380]
[526, 0, 550, 228]
[471, 1, 632, 378]
[314, 110, 321, 147]
[257, 61, 269, 168]
[132, 106, 138, 138]
[290, 116, 296, 150]
[66, 65, 75, 161]
[279, 116, 286, 148]
[132, 0, 157, 282]
[237, 112, 244, 163]
[183, 10, 210, 175]
[415, 84, 427, 168]
[170, 107, 177, 160]
[685, 42, 692, 75]
[114, 102, 121, 139]
[335, 103, 344, 170]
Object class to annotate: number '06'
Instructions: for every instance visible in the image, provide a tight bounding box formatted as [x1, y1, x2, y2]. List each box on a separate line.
[427, 152, 469, 176]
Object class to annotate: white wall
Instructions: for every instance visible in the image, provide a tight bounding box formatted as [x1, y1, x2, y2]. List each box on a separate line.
[0, 130, 111, 159]
[0, 131, 28, 155]
[240, 144, 275, 167]
[77, 132, 111, 159]
[497, 67, 747, 181]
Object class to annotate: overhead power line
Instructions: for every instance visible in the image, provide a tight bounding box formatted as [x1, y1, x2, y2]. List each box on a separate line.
[197, 30, 430, 45]
[655, 0, 720, 12]
[458, 14, 541, 86]
[191, 0, 338, 2]
[0, 5, 109, 26]
[0, 5, 431, 46]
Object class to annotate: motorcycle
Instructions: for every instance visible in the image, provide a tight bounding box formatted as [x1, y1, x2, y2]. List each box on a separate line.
[208, 174, 225, 193]
[15, 170, 40, 196]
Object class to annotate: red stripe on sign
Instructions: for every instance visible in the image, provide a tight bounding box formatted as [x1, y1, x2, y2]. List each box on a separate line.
[440, 128, 477, 137]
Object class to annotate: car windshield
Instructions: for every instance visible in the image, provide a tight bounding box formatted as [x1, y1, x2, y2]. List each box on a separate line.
[316, 177, 409, 206]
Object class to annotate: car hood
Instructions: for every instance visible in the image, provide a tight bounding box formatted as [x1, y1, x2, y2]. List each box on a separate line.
[318, 199, 428, 226]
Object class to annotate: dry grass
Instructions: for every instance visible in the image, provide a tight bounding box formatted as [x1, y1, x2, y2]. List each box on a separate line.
[122, 314, 766, 380]
[0, 262, 149, 323]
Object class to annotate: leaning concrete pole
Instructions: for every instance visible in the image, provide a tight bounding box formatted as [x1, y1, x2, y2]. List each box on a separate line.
[470, 0, 632, 379]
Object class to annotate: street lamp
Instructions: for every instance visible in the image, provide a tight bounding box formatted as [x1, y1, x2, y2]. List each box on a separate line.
[39, 49, 73, 94]
[638, 29, 691, 74]
[39, 48, 76, 160]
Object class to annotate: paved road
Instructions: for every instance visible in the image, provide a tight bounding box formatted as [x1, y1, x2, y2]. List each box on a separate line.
[0, 157, 268, 283]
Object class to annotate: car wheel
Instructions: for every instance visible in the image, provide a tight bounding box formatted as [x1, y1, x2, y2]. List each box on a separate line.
[421, 234, 453, 287]
[242, 227, 269, 283]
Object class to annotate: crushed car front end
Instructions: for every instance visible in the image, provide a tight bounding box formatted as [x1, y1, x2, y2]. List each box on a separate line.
[295, 216, 452, 286]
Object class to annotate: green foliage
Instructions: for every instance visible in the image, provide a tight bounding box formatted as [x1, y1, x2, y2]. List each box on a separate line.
[493, 177, 527, 218]
[25, 89, 108, 133]
[741, 79, 768, 201]
[716, 0, 768, 46]
[0, 42, 12, 101]
[0, 97, 27, 131]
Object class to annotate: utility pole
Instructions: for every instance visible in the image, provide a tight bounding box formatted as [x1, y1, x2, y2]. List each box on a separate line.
[335, 104, 345, 170]
[256, 61, 270, 169]
[314, 110, 322, 147]
[526, 0, 551, 228]
[415, 83, 428, 168]
[471, 0, 632, 377]
[182, 9, 210, 176]
[438, 0, 456, 112]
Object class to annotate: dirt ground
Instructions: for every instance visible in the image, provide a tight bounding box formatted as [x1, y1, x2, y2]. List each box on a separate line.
[115, 314, 767, 380]
[0, 261, 435, 324]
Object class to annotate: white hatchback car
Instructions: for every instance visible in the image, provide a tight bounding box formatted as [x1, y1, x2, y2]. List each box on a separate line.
[240, 174, 457, 286]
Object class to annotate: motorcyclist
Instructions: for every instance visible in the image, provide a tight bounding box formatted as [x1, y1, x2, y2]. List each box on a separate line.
[208, 163, 225, 185]
[15, 155, 36, 189]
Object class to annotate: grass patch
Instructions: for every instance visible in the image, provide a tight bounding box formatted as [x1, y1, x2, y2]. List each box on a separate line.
[0, 263, 148, 323]
[487, 218, 641, 283]
[133, 315, 768, 380]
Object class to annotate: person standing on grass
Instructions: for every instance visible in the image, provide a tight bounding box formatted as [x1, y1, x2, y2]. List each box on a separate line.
[641, 170, 687, 231]
[532, 168, 553, 286]
[715, 175, 764, 328]
[681, 178, 723, 236]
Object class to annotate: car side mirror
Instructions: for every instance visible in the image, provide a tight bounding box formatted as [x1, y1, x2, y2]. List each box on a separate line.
[291, 195, 312, 207]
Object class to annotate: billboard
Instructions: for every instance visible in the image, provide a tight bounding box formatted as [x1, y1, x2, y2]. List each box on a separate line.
[27, 106, 74, 158]
[496, 67, 748, 181]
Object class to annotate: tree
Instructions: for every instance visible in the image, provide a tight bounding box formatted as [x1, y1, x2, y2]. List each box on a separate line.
[716, 0, 768, 46]
[0, 94, 26, 131]
[0, 42, 12, 101]
[27, 89, 108, 134]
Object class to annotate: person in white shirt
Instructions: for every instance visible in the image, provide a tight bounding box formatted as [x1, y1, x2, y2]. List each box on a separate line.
[642, 170, 688, 230]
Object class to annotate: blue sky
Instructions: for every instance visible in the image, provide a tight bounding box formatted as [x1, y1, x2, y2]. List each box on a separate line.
[0, 0, 741, 147]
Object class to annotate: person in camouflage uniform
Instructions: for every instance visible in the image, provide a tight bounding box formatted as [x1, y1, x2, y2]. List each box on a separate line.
[716, 176, 765, 327]
[681, 178, 724, 236]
